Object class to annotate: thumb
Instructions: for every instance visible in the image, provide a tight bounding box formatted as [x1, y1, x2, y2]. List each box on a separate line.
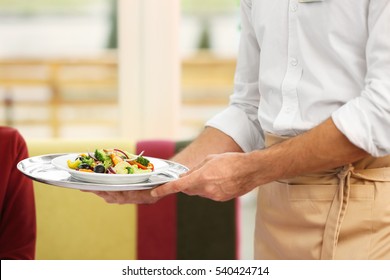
[151, 180, 183, 198]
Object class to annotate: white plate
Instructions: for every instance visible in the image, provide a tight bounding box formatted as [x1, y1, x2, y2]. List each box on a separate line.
[51, 153, 169, 184]
[17, 153, 188, 191]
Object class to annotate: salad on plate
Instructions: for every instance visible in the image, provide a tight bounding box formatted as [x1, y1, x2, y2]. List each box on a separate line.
[67, 148, 154, 175]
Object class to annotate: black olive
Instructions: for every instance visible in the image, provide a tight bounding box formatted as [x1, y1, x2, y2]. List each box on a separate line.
[94, 164, 106, 173]
[78, 163, 91, 169]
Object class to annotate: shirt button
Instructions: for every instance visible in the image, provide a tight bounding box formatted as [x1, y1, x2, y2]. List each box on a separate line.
[290, 3, 298, 12]
[291, 58, 298, 66]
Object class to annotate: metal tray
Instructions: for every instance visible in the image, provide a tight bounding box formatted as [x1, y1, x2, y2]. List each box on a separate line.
[17, 153, 188, 191]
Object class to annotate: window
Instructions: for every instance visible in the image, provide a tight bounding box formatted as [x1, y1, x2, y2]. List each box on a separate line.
[180, 0, 240, 139]
[0, 0, 119, 138]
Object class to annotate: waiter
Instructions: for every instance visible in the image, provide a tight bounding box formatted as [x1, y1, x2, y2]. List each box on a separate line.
[93, 0, 390, 259]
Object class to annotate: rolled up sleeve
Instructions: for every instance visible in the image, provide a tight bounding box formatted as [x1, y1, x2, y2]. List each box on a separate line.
[332, 0, 390, 157]
[206, 0, 264, 152]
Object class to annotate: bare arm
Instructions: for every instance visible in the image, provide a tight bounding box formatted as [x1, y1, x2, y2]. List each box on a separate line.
[172, 126, 243, 169]
[247, 117, 369, 186]
[151, 118, 369, 201]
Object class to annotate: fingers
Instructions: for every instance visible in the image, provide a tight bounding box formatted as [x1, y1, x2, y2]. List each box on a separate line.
[87, 191, 117, 203]
[151, 164, 199, 198]
[151, 169, 204, 198]
[185, 156, 211, 176]
[151, 180, 183, 198]
[84, 189, 160, 204]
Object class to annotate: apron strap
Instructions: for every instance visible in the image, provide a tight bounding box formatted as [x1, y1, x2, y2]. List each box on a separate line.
[320, 164, 352, 259]
[320, 165, 390, 259]
[352, 167, 390, 182]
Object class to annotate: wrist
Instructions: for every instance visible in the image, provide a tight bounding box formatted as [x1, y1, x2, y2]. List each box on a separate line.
[246, 148, 284, 186]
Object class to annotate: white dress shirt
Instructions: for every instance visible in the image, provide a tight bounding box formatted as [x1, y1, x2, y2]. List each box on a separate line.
[206, 0, 390, 157]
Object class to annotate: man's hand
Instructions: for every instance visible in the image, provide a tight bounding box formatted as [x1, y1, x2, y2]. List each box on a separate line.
[151, 152, 260, 201]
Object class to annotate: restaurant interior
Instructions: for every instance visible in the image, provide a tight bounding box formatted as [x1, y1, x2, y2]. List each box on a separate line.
[0, 0, 257, 260]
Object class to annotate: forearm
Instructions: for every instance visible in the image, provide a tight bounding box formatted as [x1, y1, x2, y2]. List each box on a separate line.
[250, 118, 369, 184]
[172, 126, 243, 169]
[151, 118, 370, 202]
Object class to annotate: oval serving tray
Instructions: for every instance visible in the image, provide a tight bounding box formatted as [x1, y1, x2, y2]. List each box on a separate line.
[17, 153, 188, 191]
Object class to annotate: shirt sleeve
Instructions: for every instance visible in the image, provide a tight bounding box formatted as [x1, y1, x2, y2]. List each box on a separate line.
[206, 0, 264, 153]
[0, 128, 36, 260]
[332, 0, 390, 157]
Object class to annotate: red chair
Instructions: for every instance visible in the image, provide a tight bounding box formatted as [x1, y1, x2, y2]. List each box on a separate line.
[136, 140, 240, 260]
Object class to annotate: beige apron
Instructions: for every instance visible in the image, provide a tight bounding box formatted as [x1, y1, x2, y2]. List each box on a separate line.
[254, 134, 390, 259]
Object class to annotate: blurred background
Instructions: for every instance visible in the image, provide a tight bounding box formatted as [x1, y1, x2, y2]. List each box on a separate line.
[0, 0, 256, 259]
[0, 0, 239, 140]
